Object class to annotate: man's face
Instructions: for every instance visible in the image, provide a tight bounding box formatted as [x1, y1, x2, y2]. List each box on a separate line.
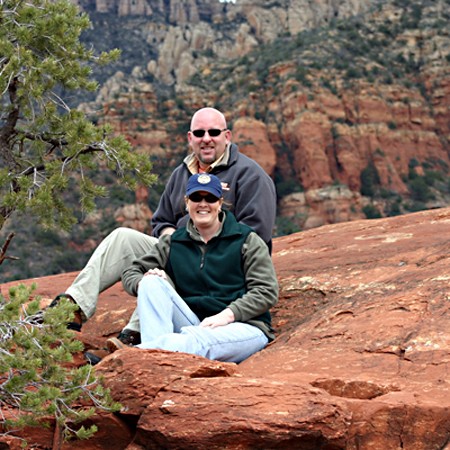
[187, 110, 231, 169]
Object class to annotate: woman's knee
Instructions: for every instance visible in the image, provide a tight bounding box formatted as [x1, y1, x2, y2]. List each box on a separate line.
[180, 324, 268, 362]
[138, 275, 166, 293]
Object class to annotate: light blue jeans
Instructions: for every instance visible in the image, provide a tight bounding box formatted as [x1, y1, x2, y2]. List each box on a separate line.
[136, 276, 268, 363]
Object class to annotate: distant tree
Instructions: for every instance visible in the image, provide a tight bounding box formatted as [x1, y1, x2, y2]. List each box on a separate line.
[408, 176, 434, 202]
[362, 204, 382, 219]
[0, 0, 156, 263]
[360, 162, 381, 197]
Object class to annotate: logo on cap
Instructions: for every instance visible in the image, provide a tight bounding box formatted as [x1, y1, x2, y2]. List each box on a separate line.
[197, 174, 211, 185]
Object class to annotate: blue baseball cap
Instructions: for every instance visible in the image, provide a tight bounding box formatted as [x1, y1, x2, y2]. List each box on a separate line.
[186, 173, 223, 198]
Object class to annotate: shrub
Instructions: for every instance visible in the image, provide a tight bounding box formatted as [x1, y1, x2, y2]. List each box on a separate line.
[360, 163, 381, 197]
[362, 204, 382, 219]
[385, 198, 402, 217]
[275, 216, 302, 236]
[388, 121, 397, 130]
[408, 177, 434, 202]
[0, 284, 121, 445]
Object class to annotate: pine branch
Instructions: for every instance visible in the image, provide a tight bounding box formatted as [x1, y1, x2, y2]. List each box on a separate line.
[0, 233, 19, 266]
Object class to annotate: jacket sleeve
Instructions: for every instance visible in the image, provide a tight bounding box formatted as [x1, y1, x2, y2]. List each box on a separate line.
[121, 235, 172, 296]
[226, 232, 279, 322]
[151, 167, 189, 237]
[230, 159, 276, 245]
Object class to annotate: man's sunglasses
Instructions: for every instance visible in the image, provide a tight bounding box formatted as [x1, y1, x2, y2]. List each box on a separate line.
[191, 128, 227, 138]
[188, 192, 220, 203]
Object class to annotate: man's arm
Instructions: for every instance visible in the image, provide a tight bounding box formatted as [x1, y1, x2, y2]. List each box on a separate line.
[231, 164, 277, 245]
[151, 166, 189, 237]
[160, 227, 176, 236]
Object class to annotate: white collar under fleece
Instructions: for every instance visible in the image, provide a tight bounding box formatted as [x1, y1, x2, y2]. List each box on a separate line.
[185, 143, 231, 174]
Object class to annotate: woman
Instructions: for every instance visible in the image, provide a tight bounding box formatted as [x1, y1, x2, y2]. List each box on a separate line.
[108, 173, 278, 363]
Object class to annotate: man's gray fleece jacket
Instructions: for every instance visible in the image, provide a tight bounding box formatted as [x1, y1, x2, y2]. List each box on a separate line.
[151, 143, 277, 245]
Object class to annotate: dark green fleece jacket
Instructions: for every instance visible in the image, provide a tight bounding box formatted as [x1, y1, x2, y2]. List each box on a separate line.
[122, 211, 279, 340]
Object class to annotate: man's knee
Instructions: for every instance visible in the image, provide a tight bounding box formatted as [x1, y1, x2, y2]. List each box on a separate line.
[107, 227, 155, 254]
[109, 227, 145, 243]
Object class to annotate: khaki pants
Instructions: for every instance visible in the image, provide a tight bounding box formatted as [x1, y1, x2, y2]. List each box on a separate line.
[66, 227, 158, 332]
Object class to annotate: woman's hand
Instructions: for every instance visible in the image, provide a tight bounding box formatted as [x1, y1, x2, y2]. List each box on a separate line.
[200, 308, 235, 328]
[144, 268, 167, 279]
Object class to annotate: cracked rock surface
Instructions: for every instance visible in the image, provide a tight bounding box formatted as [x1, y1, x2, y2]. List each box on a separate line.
[1, 207, 449, 449]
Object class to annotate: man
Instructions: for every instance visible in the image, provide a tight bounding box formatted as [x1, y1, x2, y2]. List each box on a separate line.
[51, 107, 277, 350]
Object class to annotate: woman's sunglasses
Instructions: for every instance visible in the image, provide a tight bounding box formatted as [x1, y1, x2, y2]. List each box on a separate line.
[191, 128, 227, 138]
[188, 192, 220, 203]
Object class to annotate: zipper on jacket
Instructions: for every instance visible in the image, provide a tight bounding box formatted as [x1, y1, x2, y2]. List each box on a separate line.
[199, 246, 207, 269]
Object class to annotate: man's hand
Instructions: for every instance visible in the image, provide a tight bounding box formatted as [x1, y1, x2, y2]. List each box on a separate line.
[200, 308, 235, 328]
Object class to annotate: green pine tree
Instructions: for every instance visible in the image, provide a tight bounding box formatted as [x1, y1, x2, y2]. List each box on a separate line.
[0, 0, 156, 259]
[0, 1, 139, 445]
[0, 284, 121, 447]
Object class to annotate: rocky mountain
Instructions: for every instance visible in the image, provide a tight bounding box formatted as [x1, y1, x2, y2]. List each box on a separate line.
[78, 0, 449, 234]
[1, 206, 449, 448]
[1, 0, 449, 281]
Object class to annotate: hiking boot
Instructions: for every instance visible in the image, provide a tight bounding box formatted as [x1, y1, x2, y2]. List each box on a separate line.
[49, 293, 83, 332]
[117, 329, 141, 345]
[84, 348, 109, 365]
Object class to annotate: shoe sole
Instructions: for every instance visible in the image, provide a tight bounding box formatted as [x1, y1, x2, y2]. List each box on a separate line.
[106, 337, 126, 353]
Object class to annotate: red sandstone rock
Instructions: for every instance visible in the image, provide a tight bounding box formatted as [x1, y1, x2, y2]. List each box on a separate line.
[114, 203, 153, 234]
[1, 207, 449, 449]
[232, 117, 277, 177]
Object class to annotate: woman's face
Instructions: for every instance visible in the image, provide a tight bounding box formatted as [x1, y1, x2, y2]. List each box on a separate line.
[186, 191, 223, 228]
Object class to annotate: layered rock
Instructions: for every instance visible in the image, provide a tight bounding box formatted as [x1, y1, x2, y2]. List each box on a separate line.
[232, 117, 277, 177]
[1, 206, 449, 449]
[273, 76, 450, 194]
[93, 66, 449, 232]
[76, 0, 375, 87]
[278, 185, 367, 230]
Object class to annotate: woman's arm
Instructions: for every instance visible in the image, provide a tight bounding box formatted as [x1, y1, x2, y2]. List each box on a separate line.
[121, 235, 172, 296]
[224, 232, 279, 322]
